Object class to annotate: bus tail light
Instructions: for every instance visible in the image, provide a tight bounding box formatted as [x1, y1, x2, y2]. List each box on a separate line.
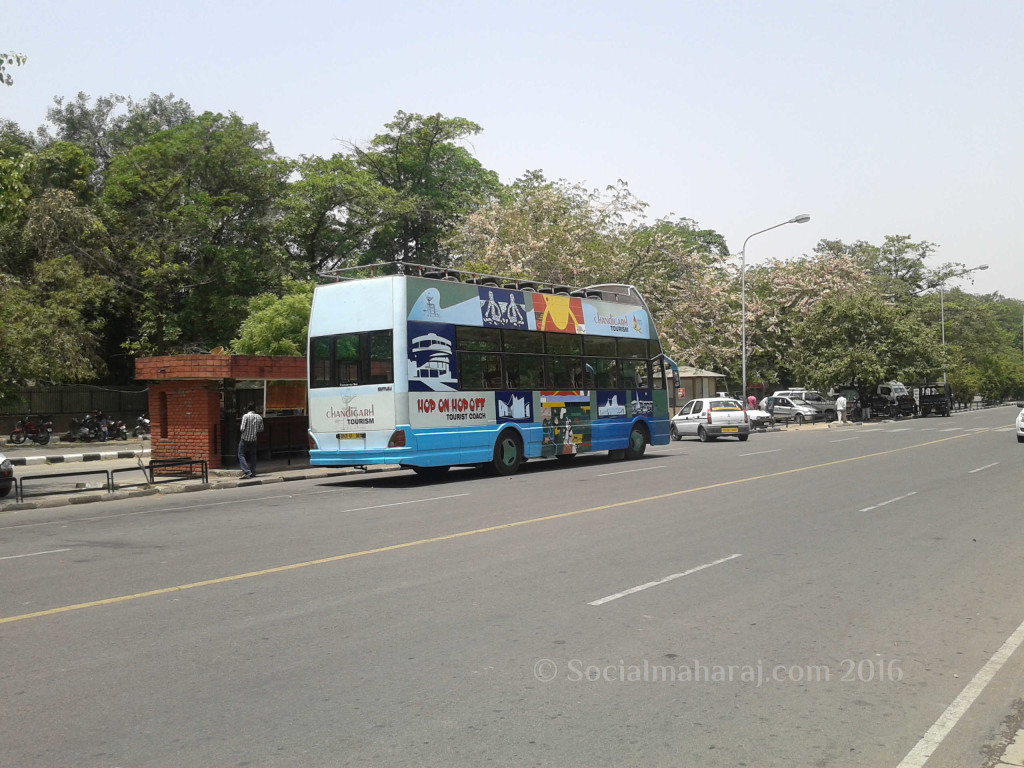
[706, 410, 712, 425]
[387, 430, 407, 448]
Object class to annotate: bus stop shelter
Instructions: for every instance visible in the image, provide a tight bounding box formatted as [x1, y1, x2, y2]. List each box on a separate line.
[135, 354, 308, 469]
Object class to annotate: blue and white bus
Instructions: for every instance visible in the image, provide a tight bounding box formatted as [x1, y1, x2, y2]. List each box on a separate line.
[307, 264, 675, 478]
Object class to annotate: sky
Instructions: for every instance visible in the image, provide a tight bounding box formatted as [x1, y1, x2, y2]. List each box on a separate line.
[3, 0, 1023, 299]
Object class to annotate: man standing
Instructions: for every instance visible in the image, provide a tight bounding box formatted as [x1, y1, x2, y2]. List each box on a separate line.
[238, 403, 264, 478]
[835, 394, 848, 425]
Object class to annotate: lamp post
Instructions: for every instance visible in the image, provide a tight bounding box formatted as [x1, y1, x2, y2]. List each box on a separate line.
[939, 263, 988, 383]
[740, 214, 810, 403]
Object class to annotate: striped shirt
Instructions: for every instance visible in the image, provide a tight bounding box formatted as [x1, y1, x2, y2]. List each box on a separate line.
[240, 411, 264, 442]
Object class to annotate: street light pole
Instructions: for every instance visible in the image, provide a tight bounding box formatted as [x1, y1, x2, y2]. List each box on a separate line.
[740, 214, 810, 404]
[939, 263, 988, 383]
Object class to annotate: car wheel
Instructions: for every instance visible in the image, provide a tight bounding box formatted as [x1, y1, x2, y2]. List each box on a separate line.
[1018, 435, 1024, 443]
[795, 413, 805, 425]
[824, 410, 836, 422]
[624, 424, 648, 459]
[670, 424, 681, 441]
[0, 483, 10, 498]
[738, 434, 749, 442]
[697, 427, 709, 443]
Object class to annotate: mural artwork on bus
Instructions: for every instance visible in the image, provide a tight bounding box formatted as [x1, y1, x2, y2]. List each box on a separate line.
[479, 288, 531, 330]
[540, 391, 592, 456]
[632, 389, 654, 416]
[406, 278, 651, 340]
[531, 293, 585, 334]
[597, 391, 627, 418]
[407, 321, 457, 392]
[496, 391, 534, 423]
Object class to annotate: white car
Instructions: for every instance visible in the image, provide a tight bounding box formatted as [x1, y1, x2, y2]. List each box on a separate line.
[1016, 403, 1024, 443]
[745, 408, 774, 429]
[671, 398, 750, 442]
[0, 451, 13, 498]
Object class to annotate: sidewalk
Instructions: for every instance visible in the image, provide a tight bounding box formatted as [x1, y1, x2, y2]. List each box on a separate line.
[0, 439, 400, 512]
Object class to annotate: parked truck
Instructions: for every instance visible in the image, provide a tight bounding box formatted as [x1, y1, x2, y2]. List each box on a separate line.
[912, 382, 953, 417]
[869, 381, 917, 418]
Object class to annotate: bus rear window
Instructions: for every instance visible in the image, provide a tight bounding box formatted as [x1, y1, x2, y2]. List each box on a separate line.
[309, 331, 393, 388]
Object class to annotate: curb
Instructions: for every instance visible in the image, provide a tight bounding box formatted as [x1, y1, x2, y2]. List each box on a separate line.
[8, 449, 149, 467]
[0, 464, 402, 513]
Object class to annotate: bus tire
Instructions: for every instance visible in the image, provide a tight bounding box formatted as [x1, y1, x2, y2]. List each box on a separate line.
[490, 430, 523, 476]
[624, 423, 648, 459]
[411, 465, 450, 481]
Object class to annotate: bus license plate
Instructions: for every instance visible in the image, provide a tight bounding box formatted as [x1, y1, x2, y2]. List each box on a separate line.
[336, 432, 366, 439]
[722, 427, 738, 433]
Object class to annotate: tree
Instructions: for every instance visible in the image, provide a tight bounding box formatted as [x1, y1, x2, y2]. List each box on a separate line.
[41, 92, 195, 188]
[275, 154, 385, 274]
[350, 111, 502, 266]
[231, 281, 314, 355]
[741, 253, 872, 387]
[0, 52, 26, 86]
[451, 171, 634, 284]
[101, 112, 290, 354]
[0, 257, 115, 400]
[816, 235, 966, 300]
[790, 291, 941, 392]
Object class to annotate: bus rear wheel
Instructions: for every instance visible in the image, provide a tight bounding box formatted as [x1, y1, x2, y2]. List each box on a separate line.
[624, 424, 648, 459]
[489, 430, 523, 476]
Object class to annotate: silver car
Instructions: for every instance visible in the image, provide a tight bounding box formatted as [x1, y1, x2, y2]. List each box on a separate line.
[671, 398, 750, 442]
[764, 396, 821, 425]
[1016, 402, 1024, 443]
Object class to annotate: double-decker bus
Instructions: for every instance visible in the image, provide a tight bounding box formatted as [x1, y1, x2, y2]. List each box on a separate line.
[307, 263, 676, 478]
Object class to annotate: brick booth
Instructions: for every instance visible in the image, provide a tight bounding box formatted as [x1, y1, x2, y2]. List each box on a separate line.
[135, 355, 307, 470]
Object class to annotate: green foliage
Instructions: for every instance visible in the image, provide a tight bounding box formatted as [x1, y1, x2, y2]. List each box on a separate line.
[276, 154, 384, 274]
[790, 291, 941, 391]
[0, 257, 115, 397]
[0, 52, 26, 86]
[230, 282, 314, 355]
[43, 92, 195, 186]
[352, 111, 502, 266]
[101, 112, 290, 354]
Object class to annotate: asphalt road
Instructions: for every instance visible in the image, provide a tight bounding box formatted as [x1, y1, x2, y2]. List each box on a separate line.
[1, 407, 1021, 767]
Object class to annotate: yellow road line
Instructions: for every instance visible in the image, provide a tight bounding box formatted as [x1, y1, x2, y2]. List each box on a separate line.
[0, 430, 981, 625]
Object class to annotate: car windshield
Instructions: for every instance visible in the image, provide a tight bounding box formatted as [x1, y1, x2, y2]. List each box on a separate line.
[892, 384, 909, 396]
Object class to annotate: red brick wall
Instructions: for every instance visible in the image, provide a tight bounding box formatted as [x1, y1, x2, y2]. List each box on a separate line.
[135, 355, 306, 381]
[148, 381, 223, 469]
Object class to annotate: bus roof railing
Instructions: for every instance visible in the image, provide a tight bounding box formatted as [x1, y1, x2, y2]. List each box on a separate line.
[317, 261, 646, 305]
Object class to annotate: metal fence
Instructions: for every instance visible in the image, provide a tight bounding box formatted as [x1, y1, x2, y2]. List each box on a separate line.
[0, 384, 149, 432]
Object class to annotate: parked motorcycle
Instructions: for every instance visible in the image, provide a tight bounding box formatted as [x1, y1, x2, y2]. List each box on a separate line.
[133, 413, 151, 438]
[63, 412, 106, 442]
[109, 418, 129, 440]
[10, 414, 54, 445]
